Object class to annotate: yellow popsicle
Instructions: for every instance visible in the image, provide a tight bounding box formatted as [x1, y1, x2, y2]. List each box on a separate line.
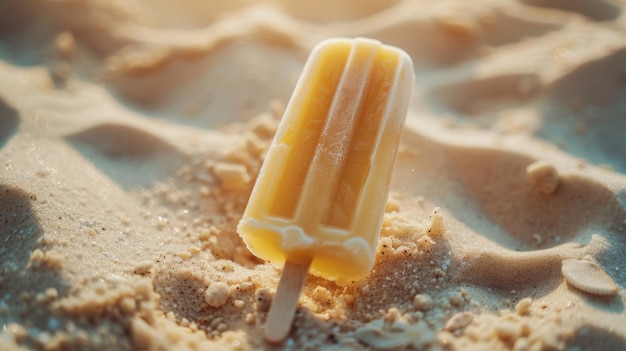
[237, 37, 414, 342]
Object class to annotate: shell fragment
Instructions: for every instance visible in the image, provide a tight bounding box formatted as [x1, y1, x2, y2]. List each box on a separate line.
[561, 258, 618, 296]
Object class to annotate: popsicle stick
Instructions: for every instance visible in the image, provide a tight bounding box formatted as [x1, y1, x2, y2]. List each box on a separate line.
[264, 258, 312, 343]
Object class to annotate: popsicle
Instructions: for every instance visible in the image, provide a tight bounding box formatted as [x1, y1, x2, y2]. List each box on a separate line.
[237, 37, 414, 342]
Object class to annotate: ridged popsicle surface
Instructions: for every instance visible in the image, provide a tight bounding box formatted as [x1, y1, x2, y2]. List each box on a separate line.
[238, 38, 414, 283]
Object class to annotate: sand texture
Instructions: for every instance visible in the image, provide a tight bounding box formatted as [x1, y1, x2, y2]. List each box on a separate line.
[1, 0, 626, 350]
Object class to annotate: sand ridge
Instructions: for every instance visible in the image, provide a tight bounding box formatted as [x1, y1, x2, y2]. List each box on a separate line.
[0, 0, 625, 350]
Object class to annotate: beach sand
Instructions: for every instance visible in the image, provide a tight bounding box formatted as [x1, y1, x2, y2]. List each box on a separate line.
[1, 0, 625, 350]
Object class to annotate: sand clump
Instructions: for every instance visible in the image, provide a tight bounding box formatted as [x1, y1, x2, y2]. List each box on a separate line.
[204, 282, 231, 308]
[1, 0, 626, 350]
[526, 160, 560, 195]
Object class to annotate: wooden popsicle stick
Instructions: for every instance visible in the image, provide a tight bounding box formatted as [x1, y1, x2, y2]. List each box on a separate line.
[264, 258, 312, 343]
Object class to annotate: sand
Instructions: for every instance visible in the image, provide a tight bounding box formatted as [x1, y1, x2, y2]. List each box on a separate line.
[1, 0, 625, 350]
